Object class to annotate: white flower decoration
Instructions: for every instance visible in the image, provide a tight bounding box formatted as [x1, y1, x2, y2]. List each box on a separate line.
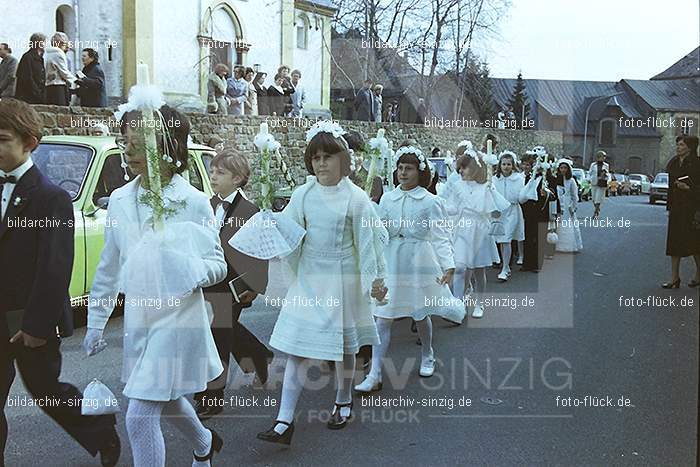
[498, 150, 520, 165]
[13, 196, 22, 206]
[305, 120, 346, 143]
[394, 146, 429, 171]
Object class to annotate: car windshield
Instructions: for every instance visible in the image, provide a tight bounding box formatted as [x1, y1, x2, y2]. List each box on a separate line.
[629, 175, 641, 181]
[572, 169, 584, 179]
[32, 143, 93, 200]
[654, 174, 668, 184]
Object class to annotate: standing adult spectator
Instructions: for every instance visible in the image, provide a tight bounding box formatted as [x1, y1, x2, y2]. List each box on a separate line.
[44, 32, 76, 106]
[207, 63, 229, 115]
[253, 72, 268, 115]
[75, 48, 106, 107]
[277, 65, 295, 116]
[244, 67, 258, 116]
[15, 33, 46, 104]
[0, 44, 18, 98]
[372, 84, 383, 123]
[662, 135, 700, 288]
[354, 79, 374, 121]
[266, 73, 287, 117]
[588, 150, 610, 219]
[226, 65, 248, 116]
[290, 69, 306, 117]
[415, 97, 427, 124]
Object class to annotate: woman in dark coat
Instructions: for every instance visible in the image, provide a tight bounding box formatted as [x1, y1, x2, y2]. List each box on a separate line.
[265, 74, 287, 117]
[75, 48, 106, 107]
[253, 72, 268, 115]
[662, 135, 700, 288]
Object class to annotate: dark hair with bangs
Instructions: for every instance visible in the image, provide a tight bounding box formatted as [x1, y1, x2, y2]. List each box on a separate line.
[456, 154, 487, 184]
[119, 105, 191, 174]
[395, 151, 432, 188]
[303, 131, 352, 176]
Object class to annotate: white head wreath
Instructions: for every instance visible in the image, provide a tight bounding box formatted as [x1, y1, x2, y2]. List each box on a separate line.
[394, 146, 428, 171]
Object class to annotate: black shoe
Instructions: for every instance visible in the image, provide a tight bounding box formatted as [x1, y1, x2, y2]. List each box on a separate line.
[193, 428, 223, 463]
[253, 352, 273, 385]
[196, 391, 225, 421]
[257, 420, 295, 445]
[327, 401, 353, 430]
[688, 279, 700, 288]
[99, 429, 121, 467]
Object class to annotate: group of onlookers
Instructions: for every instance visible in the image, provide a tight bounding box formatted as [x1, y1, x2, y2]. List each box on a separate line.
[353, 78, 401, 123]
[0, 32, 107, 107]
[207, 64, 307, 117]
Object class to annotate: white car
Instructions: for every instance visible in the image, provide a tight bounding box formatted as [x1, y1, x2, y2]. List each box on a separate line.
[649, 173, 669, 204]
[628, 174, 651, 194]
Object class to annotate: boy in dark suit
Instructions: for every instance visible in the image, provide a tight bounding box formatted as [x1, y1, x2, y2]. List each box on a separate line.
[195, 148, 273, 420]
[0, 98, 119, 466]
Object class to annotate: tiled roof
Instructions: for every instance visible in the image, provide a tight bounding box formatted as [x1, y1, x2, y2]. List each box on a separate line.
[651, 46, 700, 81]
[622, 79, 699, 112]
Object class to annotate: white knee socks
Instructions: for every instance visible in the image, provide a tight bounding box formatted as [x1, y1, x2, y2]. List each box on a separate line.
[415, 317, 433, 360]
[275, 355, 305, 433]
[126, 397, 213, 467]
[500, 243, 512, 273]
[369, 318, 393, 380]
[453, 267, 467, 300]
[334, 353, 356, 418]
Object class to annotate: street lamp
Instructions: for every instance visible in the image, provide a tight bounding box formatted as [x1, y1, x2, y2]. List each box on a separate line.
[582, 92, 623, 167]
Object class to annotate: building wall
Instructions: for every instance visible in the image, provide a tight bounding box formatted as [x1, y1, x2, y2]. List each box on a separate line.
[563, 134, 660, 175]
[292, 8, 324, 111]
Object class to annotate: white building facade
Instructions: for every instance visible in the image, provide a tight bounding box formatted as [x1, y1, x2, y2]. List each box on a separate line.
[3, 0, 335, 113]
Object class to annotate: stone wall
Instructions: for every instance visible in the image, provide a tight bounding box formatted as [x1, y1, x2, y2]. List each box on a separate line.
[33, 104, 563, 188]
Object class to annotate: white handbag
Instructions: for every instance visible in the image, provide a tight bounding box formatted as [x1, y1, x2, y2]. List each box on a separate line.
[82, 379, 121, 416]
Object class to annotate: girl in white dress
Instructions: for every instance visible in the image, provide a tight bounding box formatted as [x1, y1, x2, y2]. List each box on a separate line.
[83, 106, 228, 466]
[354, 146, 464, 393]
[446, 154, 509, 318]
[493, 151, 525, 281]
[554, 159, 583, 253]
[257, 122, 388, 445]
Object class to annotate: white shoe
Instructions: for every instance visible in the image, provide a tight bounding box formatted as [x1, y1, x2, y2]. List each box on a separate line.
[419, 352, 435, 377]
[472, 305, 484, 319]
[354, 373, 383, 393]
[497, 270, 510, 282]
[516, 257, 524, 265]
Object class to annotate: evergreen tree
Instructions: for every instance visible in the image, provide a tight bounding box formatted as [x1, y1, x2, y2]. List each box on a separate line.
[507, 72, 531, 129]
[463, 57, 496, 122]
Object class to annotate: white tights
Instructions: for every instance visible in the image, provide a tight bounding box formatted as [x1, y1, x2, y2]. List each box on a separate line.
[498, 241, 525, 273]
[126, 397, 212, 467]
[453, 266, 486, 302]
[369, 317, 433, 380]
[274, 353, 356, 433]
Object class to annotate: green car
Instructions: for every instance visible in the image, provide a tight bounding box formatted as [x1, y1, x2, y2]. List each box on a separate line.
[32, 135, 217, 308]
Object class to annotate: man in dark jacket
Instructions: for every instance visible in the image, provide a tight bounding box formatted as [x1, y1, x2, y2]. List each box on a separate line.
[75, 48, 107, 107]
[0, 99, 120, 466]
[0, 44, 18, 98]
[354, 79, 375, 121]
[14, 33, 46, 104]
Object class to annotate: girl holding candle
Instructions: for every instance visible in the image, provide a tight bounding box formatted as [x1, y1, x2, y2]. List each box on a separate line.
[354, 145, 464, 393]
[83, 103, 228, 466]
[554, 159, 583, 253]
[257, 121, 388, 445]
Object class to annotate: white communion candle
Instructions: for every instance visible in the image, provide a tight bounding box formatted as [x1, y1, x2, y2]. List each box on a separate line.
[377, 128, 385, 139]
[136, 63, 150, 86]
[486, 139, 493, 155]
[260, 122, 269, 135]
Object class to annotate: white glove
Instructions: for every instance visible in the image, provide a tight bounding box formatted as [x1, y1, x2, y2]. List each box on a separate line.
[83, 328, 107, 356]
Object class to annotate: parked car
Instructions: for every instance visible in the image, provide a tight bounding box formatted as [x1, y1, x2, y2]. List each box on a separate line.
[33, 135, 217, 308]
[649, 172, 669, 204]
[572, 168, 591, 201]
[628, 174, 651, 194]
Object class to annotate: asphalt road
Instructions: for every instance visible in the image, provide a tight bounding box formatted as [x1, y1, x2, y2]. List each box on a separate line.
[5, 195, 698, 466]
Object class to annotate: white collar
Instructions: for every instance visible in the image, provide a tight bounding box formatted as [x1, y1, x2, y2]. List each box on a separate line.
[2, 157, 33, 182]
[387, 185, 428, 201]
[219, 188, 247, 204]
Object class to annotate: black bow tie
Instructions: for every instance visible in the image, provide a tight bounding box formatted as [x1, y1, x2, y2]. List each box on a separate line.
[214, 197, 232, 212]
[0, 175, 17, 185]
